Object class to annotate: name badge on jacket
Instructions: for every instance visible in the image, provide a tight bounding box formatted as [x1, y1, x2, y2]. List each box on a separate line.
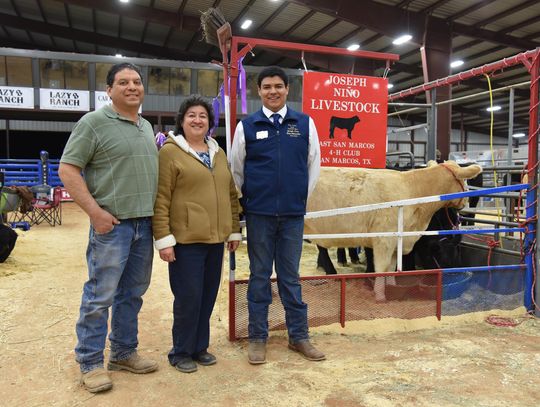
[256, 130, 268, 140]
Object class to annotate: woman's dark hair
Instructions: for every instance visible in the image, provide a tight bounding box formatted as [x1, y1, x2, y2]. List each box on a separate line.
[174, 95, 215, 136]
[106, 63, 142, 87]
[257, 66, 288, 87]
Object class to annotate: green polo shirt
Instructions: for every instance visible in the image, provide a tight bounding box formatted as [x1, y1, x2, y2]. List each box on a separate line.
[61, 105, 158, 219]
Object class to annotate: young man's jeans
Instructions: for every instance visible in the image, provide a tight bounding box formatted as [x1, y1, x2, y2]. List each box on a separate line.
[167, 243, 224, 366]
[245, 214, 309, 343]
[75, 217, 153, 373]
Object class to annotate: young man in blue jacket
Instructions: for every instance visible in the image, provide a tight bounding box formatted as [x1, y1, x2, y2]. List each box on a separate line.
[230, 66, 324, 364]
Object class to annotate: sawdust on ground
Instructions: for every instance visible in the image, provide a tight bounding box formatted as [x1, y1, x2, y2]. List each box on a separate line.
[0, 203, 539, 407]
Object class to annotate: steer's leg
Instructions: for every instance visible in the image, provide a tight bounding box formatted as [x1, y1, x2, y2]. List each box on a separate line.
[372, 244, 394, 302]
[348, 247, 360, 264]
[385, 252, 397, 286]
[316, 245, 337, 275]
[336, 248, 347, 266]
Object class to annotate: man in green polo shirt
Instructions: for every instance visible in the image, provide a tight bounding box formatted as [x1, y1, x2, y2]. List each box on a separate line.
[59, 63, 158, 393]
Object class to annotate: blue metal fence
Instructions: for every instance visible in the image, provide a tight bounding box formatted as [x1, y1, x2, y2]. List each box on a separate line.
[0, 153, 62, 187]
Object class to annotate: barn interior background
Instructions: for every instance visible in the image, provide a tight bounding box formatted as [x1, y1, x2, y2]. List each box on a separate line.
[0, 0, 539, 160]
[0, 0, 538, 321]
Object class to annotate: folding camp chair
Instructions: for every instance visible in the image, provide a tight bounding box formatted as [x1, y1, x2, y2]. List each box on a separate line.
[1, 187, 21, 215]
[32, 186, 62, 226]
[1, 187, 24, 225]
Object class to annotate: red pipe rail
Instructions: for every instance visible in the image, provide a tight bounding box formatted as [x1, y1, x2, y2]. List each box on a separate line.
[227, 36, 399, 144]
[388, 49, 540, 101]
[223, 36, 398, 341]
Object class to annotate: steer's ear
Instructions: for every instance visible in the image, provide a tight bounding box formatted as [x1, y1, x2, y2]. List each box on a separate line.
[457, 164, 482, 179]
[427, 160, 438, 167]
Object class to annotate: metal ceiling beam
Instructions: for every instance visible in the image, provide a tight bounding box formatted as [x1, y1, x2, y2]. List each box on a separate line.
[289, 0, 425, 43]
[0, 37, 63, 52]
[446, 0, 497, 21]
[250, 9, 316, 65]
[289, 0, 539, 50]
[56, 0, 200, 31]
[471, 0, 538, 29]
[63, 2, 78, 53]
[306, 18, 341, 43]
[0, 12, 205, 62]
[36, 0, 58, 49]
[421, 0, 453, 15]
[231, 0, 257, 26]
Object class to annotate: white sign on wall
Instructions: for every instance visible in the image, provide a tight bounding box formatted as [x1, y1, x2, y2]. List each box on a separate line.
[39, 88, 90, 111]
[94, 91, 112, 110]
[0, 86, 34, 109]
[94, 91, 142, 113]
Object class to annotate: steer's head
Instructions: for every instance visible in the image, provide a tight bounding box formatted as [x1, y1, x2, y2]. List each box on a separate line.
[428, 160, 483, 209]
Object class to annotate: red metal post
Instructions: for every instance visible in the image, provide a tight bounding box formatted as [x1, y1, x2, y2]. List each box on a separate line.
[524, 50, 539, 311]
[340, 278, 346, 328]
[227, 35, 399, 145]
[389, 49, 539, 101]
[224, 36, 399, 338]
[436, 272, 442, 320]
[527, 52, 539, 194]
[228, 280, 236, 341]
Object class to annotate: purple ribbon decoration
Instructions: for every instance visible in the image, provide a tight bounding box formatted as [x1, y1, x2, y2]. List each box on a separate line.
[211, 84, 224, 137]
[238, 57, 247, 114]
[155, 131, 166, 150]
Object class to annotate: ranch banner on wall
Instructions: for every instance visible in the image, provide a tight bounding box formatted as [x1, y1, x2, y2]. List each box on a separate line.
[94, 91, 112, 111]
[39, 89, 90, 112]
[302, 72, 388, 168]
[0, 86, 34, 109]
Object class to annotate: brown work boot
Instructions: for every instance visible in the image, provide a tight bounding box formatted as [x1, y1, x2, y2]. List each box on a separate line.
[248, 342, 267, 365]
[108, 352, 158, 374]
[80, 368, 112, 393]
[288, 340, 326, 361]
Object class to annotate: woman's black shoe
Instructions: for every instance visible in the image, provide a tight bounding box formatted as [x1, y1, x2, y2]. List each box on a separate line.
[194, 351, 217, 366]
[174, 357, 197, 373]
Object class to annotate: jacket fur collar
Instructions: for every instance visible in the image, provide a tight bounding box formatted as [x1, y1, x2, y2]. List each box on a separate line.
[166, 130, 219, 166]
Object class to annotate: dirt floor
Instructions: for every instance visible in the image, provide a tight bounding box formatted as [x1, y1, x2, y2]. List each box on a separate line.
[1, 203, 539, 407]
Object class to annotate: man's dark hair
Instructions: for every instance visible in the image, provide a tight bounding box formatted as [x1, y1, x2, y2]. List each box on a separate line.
[106, 63, 143, 87]
[257, 66, 288, 88]
[175, 95, 215, 136]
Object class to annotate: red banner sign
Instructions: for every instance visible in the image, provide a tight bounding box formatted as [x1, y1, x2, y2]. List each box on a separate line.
[302, 72, 388, 168]
[60, 187, 73, 202]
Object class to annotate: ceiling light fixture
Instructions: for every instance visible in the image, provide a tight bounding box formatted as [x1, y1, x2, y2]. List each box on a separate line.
[387, 83, 394, 89]
[392, 34, 412, 45]
[512, 132, 526, 138]
[115, 53, 123, 58]
[119, 0, 129, 3]
[347, 44, 360, 51]
[241, 20, 252, 30]
[450, 60, 464, 68]
[486, 106, 501, 112]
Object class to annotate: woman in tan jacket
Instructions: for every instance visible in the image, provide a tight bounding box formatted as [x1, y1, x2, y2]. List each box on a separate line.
[153, 95, 241, 374]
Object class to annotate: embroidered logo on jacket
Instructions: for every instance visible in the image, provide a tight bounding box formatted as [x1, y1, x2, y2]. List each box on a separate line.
[286, 124, 301, 137]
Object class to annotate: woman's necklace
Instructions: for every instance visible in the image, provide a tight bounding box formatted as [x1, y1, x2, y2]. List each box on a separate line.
[187, 139, 208, 153]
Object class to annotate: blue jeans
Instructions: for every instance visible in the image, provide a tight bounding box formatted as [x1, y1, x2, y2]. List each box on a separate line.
[168, 243, 224, 366]
[75, 218, 153, 373]
[245, 214, 309, 343]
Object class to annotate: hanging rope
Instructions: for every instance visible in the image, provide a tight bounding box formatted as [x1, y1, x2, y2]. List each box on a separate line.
[485, 314, 531, 327]
[301, 51, 308, 72]
[484, 74, 504, 249]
